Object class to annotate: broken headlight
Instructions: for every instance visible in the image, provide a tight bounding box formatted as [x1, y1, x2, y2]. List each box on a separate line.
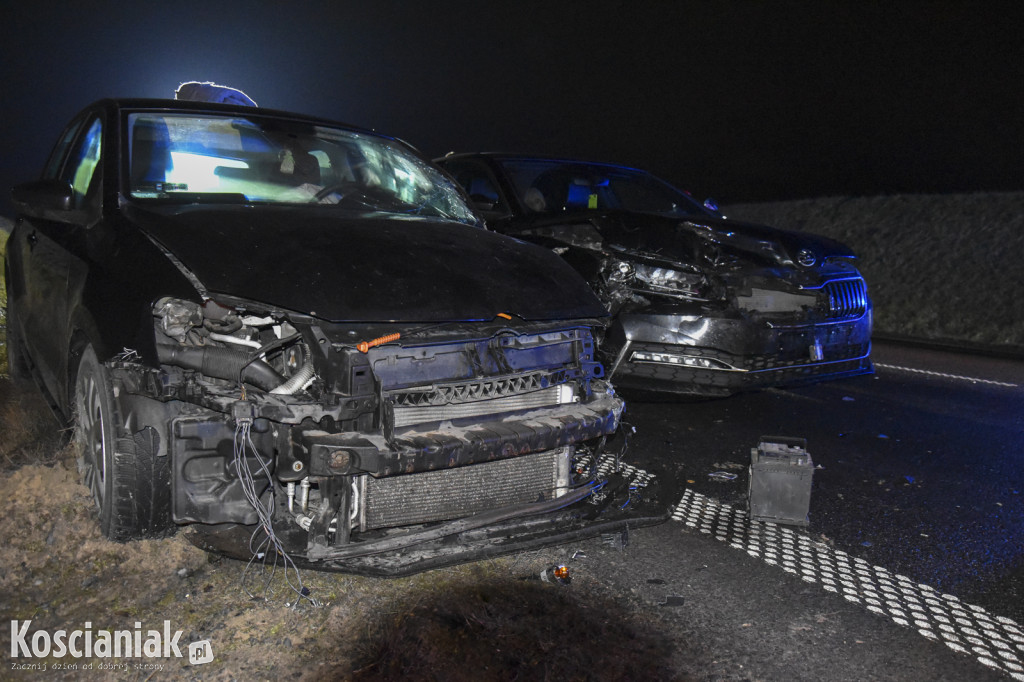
[631, 263, 707, 300]
[604, 260, 635, 285]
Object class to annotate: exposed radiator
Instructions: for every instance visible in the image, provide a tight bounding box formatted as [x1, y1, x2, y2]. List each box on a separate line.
[823, 278, 868, 320]
[357, 447, 571, 530]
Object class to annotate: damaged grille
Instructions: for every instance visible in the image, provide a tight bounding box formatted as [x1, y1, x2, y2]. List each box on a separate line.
[387, 372, 566, 428]
[823, 278, 868, 320]
[357, 447, 570, 529]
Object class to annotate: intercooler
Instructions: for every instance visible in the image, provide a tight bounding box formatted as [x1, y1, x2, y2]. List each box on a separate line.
[387, 373, 571, 428]
[356, 446, 572, 530]
[390, 386, 565, 428]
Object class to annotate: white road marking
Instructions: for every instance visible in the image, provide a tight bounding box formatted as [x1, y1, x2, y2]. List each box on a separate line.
[671, 488, 1024, 681]
[876, 362, 1018, 388]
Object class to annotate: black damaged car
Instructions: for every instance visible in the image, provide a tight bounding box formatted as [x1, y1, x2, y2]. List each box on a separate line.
[4, 100, 667, 575]
[436, 153, 873, 397]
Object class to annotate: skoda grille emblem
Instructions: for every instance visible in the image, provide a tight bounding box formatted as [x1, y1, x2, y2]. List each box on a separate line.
[797, 249, 816, 267]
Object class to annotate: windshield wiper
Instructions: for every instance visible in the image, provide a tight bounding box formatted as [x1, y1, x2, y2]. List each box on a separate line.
[138, 192, 251, 205]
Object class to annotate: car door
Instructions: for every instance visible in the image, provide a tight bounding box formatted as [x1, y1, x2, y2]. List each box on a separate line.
[15, 113, 104, 406]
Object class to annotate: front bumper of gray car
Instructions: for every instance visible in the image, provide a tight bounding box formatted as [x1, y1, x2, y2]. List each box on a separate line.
[603, 304, 874, 396]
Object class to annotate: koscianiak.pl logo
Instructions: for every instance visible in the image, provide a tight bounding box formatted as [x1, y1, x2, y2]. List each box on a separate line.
[9, 620, 214, 670]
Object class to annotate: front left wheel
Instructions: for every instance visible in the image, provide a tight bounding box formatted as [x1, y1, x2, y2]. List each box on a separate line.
[75, 345, 172, 540]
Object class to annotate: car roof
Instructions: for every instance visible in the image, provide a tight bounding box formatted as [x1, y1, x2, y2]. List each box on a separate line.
[438, 151, 648, 175]
[86, 98, 388, 140]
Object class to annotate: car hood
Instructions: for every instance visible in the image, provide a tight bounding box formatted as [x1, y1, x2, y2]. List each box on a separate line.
[516, 210, 856, 271]
[124, 204, 607, 322]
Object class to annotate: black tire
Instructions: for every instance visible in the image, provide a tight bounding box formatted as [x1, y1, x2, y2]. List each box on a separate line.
[74, 345, 172, 540]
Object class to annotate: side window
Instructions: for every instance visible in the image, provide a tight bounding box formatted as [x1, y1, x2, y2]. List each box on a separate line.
[42, 116, 88, 180]
[443, 160, 507, 215]
[61, 118, 103, 209]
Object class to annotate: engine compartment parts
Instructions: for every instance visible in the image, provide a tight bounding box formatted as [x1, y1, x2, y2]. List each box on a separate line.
[138, 296, 667, 574]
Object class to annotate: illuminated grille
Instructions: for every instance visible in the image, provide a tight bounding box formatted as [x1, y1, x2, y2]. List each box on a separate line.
[388, 373, 566, 428]
[358, 447, 569, 529]
[823, 278, 868, 320]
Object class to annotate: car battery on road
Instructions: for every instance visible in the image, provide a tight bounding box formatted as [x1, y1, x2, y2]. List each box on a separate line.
[748, 436, 813, 526]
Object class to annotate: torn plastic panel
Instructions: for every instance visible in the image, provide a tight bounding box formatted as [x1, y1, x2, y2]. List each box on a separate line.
[103, 294, 664, 572]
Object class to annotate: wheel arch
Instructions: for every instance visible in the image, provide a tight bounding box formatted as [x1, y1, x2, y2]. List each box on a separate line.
[65, 313, 107, 423]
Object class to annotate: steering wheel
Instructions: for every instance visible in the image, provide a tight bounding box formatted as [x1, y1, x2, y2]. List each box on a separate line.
[313, 182, 355, 203]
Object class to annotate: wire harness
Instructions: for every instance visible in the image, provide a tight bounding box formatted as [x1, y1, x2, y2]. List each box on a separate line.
[231, 401, 319, 607]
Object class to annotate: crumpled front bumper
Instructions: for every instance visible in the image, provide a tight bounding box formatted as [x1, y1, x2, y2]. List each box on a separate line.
[188, 452, 671, 577]
[180, 382, 673, 575]
[299, 388, 625, 478]
[604, 306, 873, 396]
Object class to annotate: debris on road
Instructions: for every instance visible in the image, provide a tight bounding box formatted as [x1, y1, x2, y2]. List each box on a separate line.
[540, 564, 572, 585]
[748, 437, 813, 526]
[602, 527, 630, 551]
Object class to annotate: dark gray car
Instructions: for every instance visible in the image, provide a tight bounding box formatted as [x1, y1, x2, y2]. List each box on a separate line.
[437, 153, 873, 397]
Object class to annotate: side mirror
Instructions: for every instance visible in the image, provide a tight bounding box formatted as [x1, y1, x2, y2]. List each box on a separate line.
[11, 179, 75, 219]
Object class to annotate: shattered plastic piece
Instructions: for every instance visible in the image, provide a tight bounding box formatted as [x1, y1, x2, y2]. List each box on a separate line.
[647, 578, 667, 585]
[571, 549, 587, 560]
[842, 396, 855, 401]
[540, 564, 572, 585]
[861, 541, 873, 547]
[601, 527, 630, 551]
[905, 475, 915, 483]
[878, 434, 890, 439]
[659, 595, 686, 607]
[708, 471, 738, 481]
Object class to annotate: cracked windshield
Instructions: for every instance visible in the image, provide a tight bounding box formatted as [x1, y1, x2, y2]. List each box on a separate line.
[128, 112, 477, 222]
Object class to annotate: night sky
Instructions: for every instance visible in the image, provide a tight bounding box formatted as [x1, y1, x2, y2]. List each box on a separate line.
[1, 1, 1021, 219]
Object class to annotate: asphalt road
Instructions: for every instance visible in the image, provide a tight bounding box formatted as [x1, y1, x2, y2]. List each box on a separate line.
[569, 339, 1024, 680]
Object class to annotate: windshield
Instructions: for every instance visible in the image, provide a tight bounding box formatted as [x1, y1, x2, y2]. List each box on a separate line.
[125, 111, 479, 223]
[498, 158, 714, 218]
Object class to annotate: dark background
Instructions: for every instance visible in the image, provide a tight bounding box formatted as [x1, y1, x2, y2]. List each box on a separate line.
[1, 1, 1022, 219]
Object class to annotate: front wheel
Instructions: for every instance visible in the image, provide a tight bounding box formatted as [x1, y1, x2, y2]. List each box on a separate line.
[75, 345, 172, 540]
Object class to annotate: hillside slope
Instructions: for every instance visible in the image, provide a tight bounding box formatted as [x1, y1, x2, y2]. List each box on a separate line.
[726, 192, 1024, 351]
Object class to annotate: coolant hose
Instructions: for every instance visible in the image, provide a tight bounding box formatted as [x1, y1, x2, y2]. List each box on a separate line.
[270, 344, 315, 395]
[156, 344, 285, 391]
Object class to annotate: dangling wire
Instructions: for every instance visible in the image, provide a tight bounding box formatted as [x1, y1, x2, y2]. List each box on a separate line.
[232, 418, 319, 608]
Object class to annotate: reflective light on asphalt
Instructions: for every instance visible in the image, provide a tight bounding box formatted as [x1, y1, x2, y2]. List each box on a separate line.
[575, 453, 658, 487]
[671, 488, 1024, 681]
[876, 362, 1018, 388]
